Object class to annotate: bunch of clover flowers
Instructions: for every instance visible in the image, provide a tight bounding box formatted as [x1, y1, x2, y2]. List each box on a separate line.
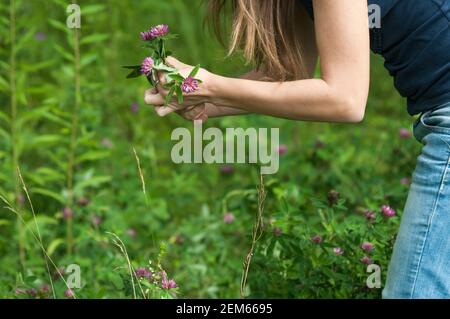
[123, 24, 202, 105]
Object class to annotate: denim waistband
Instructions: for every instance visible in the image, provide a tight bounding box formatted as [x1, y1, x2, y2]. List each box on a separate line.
[413, 101, 450, 143]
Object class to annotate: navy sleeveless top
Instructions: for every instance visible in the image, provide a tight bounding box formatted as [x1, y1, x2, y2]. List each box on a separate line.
[300, 0, 450, 115]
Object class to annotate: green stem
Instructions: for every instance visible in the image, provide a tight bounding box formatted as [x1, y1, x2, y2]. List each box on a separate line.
[9, 0, 25, 270]
[66, 9, 81, 256]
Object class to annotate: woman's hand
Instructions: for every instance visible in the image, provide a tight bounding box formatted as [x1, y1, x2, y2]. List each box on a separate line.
[144, 57, 214, 117]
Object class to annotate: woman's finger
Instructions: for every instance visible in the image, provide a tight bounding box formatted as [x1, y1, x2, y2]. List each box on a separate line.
[166, 56, 189, 70]
[155, 105, 177, 117]
[144, 89, 164, 105]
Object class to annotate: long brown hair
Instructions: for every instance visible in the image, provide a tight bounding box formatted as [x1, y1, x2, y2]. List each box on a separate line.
[207, 0, 307, 80]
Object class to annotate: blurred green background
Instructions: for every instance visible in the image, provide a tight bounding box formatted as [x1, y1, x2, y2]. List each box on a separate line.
[0, 0, 420, 298]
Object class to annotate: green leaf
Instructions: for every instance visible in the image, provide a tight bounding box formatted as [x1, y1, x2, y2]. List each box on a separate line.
[81, 4, 106, 15]
[48, 19, 69, 34]
[126, 68, 142, 79]
[175, 86, 184, 104]
[122, 65, 141, 70]
[0, 219, 11, 227]
[31, 188, 65, 204]
[189, 64, 201, 78]
[74, 176, 112, 193]
[80, 34, 110, 45]
[47, 239, 64, 256]
[75, 151, 110, 164]
[153, 62, 177, 73]
[53, 44, 74, 62]
[166, 73, 184, 83]
[80, 53, 98, 68]
[165, 86, 176, 105]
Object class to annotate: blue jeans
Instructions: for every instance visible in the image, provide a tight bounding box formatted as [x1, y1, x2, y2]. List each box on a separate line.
[383, 102, 450, 299]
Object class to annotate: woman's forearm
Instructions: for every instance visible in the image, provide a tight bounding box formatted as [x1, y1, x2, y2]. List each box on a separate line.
[205, 103, 249, 118]
[206, 74, 365, 123]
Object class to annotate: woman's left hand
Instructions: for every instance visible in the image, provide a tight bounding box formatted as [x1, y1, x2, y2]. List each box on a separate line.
[144, 57, 213, 117]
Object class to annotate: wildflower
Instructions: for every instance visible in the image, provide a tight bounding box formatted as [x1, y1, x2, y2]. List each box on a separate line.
[399, 128, 412, 139]
[126, 228, 137, 238]
[360, 256, 373, 265]
[15, 288, 26, 295]
[52, 267, 65, 281]
[64, 288, 74, 298]
[17, 193, 25, 207]
[39, 284, 50, 294]
[381, 205, 396, 218]
[140, 57, 154, 76]
[327, 190, 340, 206]
[278, 144, 288, 156]
[311, 235, 323, 244]
[220, 165, 235, 176]
[223, 212, 235, 224]
[161, 272, 177, 289]
[364, 210, 377, 221]
[77, 197, 90, 206]
[273, 227, 283, 237]
[140, 30, 153, 41]
[333, 247, 344, 256]
[63, 207, 73, 220]
[27, 288, 37, 298]
[101, 138, 114, 149]
[400, 177, 411, 186]
[181, 76, 199, 94]
[150, 24, 169, 39]
[91, 215, 102, 227]
[174, 234, 185, 245]
[361, 242, 375, 252]
[135, 267, 152, 280]
[315, 139, 326, 149]
[34, 32, 47, 41]
[130, 102, 139, 113]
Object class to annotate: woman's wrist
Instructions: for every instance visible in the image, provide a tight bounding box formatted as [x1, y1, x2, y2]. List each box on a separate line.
[202, 70, 226, 105]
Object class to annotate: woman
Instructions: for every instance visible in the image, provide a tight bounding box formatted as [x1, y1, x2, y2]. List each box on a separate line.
[144, 0, 450, 298]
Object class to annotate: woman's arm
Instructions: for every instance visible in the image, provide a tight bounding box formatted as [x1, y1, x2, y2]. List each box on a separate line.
[146, 0, 370, 123]
[206, 0, 370, 123]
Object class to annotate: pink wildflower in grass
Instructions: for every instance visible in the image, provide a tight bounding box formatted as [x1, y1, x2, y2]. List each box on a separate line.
[140, 30, 153, 41]
[181, 76, 199, 94]
[150, 24, 169, 39]
[327, 190, 340, 206]
[91, 215, 102, 227]
[381, 205, 396, 218]
[34, 32, 47, 41]
[27, 288, 37, 298]
[223, 213, 235, 224]
[140, 57, 154, 76]
[311, 235, 323, 245]
[364, 210, 377, 221]
[101, 138, 114, 149]
[278, 144, 288, 156]
[130, 102, 139, 113]
[399, 128, 412, 139]
[273, 227, 283, 237]
[220, 165, 234, 176]
[400, 177, 411, 186]
[63, 207, 73, 220]
[360, 256, 373, 265]
[315, 139, 326, 149]
[15, 288, 26, 295]
[126, 228, 137, 238]
[64, 288, 74, 298]
[361, 242, 375, 252]
[161, 271, 177, 290]
[333, 247, 344, 256]
[135, 267, 152, 280]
